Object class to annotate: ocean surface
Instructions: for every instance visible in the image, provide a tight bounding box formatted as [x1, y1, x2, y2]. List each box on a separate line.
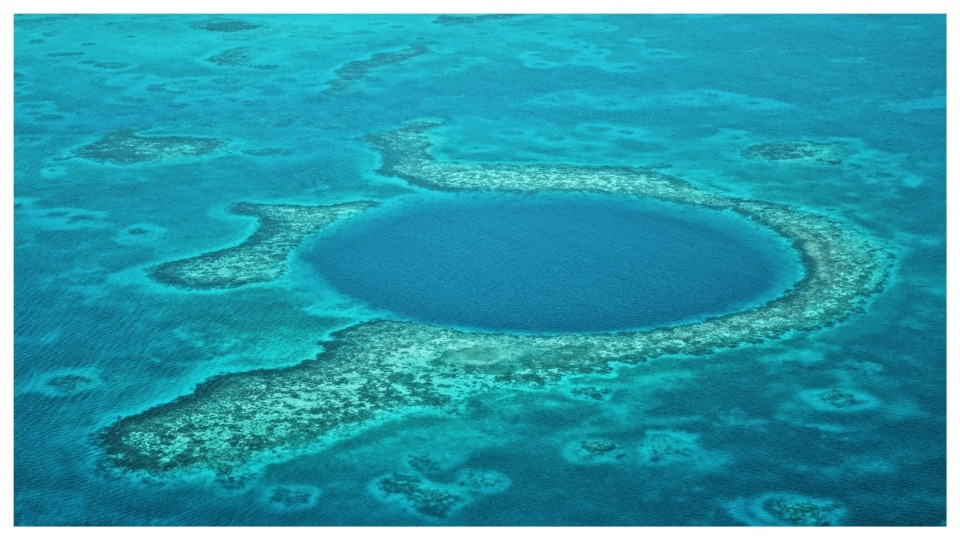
[13, 14, 945, 526]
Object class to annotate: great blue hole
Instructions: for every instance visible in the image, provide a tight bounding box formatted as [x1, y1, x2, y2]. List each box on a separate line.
[304, 193, 804, 334]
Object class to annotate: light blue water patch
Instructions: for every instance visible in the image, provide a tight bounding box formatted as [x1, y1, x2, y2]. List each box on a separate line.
[304, 192, 803, 333]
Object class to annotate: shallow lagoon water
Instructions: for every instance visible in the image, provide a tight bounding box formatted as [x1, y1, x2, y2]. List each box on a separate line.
[306, 193, 802, 333]
[13, 14, 945, 526]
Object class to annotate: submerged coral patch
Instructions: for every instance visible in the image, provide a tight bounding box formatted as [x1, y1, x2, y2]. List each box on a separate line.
[21, 368, 101, 397]
[324, 44, 429, 93]
[455, 469, 511, 494]
[569, 386, 611, 401]
[242, 148, 291, 157]
[728, 492, 846, 526]
[16, 201, 109, 231]
[149, 201, 377, 290]
[637, 430, 700, 465]
[407, 453, 445, 476]
[564, 439, 626, 465]
[204, 48, 280, 70]
[433, 14, 521, 26]
[264, 484, 321, 511]
[741, 141, 852, 165]
[800, 387, 879, 412]
[375, 472, 465, 519]
[371, 467, 509, 520]
[78, 60, 130, 70]
[115, 222, 166, 246]
[46, 374, 94, 393]
[206, 47, 257, 67]
[71, 129, 225, 165]
[190, 18, 264, 33]
[13, 15, 73, 29]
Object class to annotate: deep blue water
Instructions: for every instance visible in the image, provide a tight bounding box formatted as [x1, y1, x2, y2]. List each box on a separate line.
[307, 193, 800, 333]
[13, 14, 945, 526]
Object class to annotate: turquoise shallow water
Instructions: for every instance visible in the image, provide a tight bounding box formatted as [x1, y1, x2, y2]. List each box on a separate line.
[13, 14, 945, 526]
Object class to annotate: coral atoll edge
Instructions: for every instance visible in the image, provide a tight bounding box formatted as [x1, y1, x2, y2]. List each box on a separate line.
[97, 119, 894, 480]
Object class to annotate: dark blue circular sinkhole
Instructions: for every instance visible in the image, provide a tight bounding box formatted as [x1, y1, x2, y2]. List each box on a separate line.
[304, 193, 802, 334]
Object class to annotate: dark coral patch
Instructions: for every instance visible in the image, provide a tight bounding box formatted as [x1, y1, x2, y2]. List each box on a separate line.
[206, 47, 256, 67]
[564, 438, 626, 464]
[638, 430, 699, 464]
[14, 15, 71, 29]
[741, 141, 851, 165]
[115, 223, 167, 245]
[760, 494, 845, 526]
[79, 60, 130, 69]
[377, 473, 464, 518]
[570, 386, 611, 401]
[325, 44, 429, 93]
[799, 387, 878, 412]
[433, 14, 521, 26]
[190, 18, 263, 32]
[265, 485, 320, 511]
[241, 148, 291, 157]
[817, 389, 868, 408]
[72, 129, 225, 165]
[580, 440, 619, 457]
[46, 374, 94, 393]
[407, 454, 443, 475]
